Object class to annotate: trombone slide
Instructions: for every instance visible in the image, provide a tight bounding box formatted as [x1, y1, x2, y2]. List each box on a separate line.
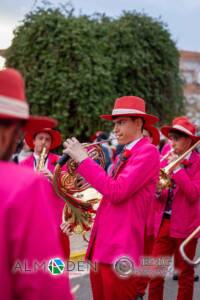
[179, 226, 200, 266]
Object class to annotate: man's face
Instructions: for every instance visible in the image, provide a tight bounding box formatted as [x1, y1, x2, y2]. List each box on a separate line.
[33, 132, 52, 154]
[169, 133, 192, 155]
[113, 116, 141, 145]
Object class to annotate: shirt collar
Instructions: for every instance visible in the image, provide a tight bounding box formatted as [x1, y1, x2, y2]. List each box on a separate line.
[125, 137, 143, 150]
[33, 153, 40, 160]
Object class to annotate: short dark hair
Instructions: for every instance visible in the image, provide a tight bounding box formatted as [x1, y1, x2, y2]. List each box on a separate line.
[131, 116, 145, 131]
[169, 129, 189, 139]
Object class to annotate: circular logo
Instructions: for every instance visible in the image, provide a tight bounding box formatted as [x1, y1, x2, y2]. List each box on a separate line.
[48, 258, 65, 275]
[114, 256, 134, 278]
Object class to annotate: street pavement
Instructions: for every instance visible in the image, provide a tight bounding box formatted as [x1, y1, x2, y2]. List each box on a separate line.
[69, 234, 200, 300]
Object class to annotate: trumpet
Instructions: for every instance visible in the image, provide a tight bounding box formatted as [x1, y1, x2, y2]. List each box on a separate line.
[180, 226, 200, 266]
[159, 139, 200, 189]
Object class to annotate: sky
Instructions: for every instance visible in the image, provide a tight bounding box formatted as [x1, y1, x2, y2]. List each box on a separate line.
[1, 0, 200, 67]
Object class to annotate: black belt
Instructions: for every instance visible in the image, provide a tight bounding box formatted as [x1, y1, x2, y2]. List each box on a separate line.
[163, 213, 171, 219]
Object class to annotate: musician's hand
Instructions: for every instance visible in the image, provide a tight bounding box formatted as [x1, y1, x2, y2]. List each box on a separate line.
[60, 222, 73, 236]
[156, 182, 163, 194]
[39, 169, 53, 181]
[63, 137, 88, 163]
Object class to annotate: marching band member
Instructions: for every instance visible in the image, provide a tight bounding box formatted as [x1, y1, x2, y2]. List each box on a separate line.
[148, 116, 200, 300]
[21, 127, 71, 258]
[143, 124, 160, 146]
[134, 125, 160, 300]
[62, 96, 160, 300]
[0, 68, 73, 300]
[21, 127, 61, 180]
[12, 138, 32, 163]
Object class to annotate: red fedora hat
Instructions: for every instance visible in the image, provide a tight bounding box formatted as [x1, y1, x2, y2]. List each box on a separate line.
[25, 128, 62, 150]
[101, 96, 159, 124]
[0, 68, 57, 130]
[143, 124, 160, 146]
[161, 116, 200, 142]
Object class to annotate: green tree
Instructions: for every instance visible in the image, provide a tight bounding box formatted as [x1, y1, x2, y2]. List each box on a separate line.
[6, 4, 184, 139]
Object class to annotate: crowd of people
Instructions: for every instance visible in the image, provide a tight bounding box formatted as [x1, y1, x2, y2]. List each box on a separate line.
[1, 67, 200, 300]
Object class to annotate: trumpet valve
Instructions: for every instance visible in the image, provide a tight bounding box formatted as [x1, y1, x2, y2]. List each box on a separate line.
[159, 169, 172, 189]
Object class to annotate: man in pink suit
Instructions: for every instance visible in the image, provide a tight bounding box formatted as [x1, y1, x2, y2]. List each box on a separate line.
[61, 96, 160, 300]
[134, 125, 160, 299]
[21, 127, 61, 179]
[21, 127, 71, 258]
[148, 116, 200, 300]
[0, 68, 73, 300]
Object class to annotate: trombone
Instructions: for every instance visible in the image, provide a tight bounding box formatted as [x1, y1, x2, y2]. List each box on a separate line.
[159, 139, 200, 189]
[160, 149, 174, 163]
[179, 226, 200, 266]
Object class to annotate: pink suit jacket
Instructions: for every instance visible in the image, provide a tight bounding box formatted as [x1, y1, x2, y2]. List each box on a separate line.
[20, 152, 70, 258]
[0, 162, 73, 300]
[154, 150, 200, 238]
[20, 152, 59, 172]
[77, 137, 160, 266]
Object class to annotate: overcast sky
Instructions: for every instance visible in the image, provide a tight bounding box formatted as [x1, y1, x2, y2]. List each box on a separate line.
[1, 0, 200, 52]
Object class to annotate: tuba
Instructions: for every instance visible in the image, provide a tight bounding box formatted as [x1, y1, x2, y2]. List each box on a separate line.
[53, 141, 106, 239]
[36, 146, 47, 171]
[159, 139, 200, 189]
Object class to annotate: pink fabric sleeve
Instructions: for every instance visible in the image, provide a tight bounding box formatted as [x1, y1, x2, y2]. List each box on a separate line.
[173, 168, 200, 203]
[77, 146, 160, 204]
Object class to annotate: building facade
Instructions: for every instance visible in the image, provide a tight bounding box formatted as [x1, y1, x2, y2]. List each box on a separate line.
[180, 50, 200, 127]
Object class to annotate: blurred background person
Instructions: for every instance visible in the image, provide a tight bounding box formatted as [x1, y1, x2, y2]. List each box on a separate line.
[21, 127, 61, 181]
[0, 68, 73, 300]
[12, 138, 32, 163]
[90, 130, 113, 172]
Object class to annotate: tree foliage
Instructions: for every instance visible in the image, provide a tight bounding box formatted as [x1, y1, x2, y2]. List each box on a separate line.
[6, 3, 184, 139]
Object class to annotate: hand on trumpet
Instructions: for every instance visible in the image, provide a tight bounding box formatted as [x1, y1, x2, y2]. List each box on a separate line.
[63, 137, 88, 163]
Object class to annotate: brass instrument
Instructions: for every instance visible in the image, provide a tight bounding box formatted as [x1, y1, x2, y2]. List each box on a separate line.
[159, 139, 200, 189]
[160, 149, 174, 163]
[36, 146, 47, 171]
[53, 140, 107, 239]
[180, 226, 200, 266]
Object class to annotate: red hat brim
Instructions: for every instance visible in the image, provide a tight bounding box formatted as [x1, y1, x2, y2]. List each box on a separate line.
[161, 125, 200, 142]
[100, 113, 158, 124]
[25, 128, 61, 150]
[144, 125, 160, 146]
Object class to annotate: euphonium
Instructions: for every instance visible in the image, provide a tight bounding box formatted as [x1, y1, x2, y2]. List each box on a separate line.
[36, 146, 47, 171]
[52, 141, 106, 238]
[159, 139, 200, 189]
